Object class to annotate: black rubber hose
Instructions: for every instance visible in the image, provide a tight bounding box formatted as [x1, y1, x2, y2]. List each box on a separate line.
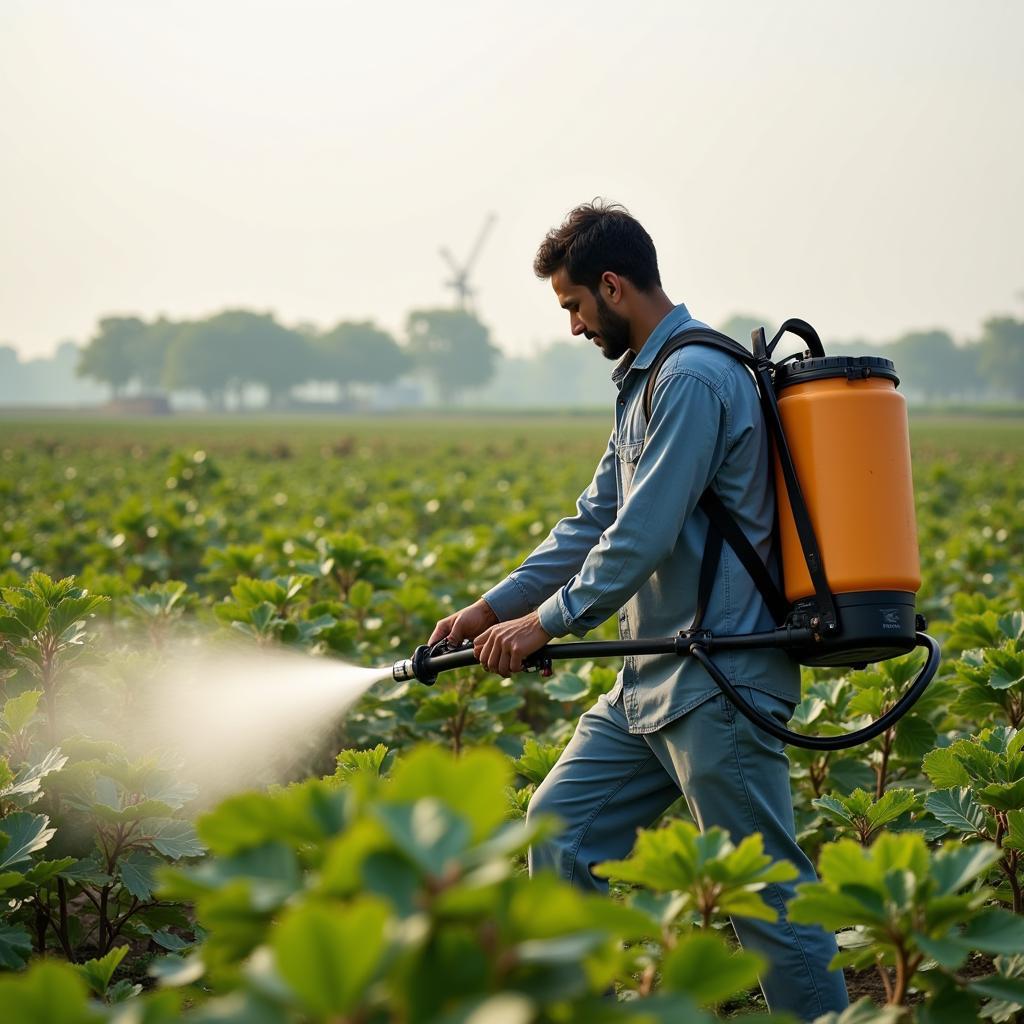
[688, 632, 941, 751]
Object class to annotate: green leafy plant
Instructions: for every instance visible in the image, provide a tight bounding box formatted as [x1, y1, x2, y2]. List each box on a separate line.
[789, 831, 1024, 1012]
[813, 787, 921, 845]
[0, 573, 108, 743]
[923, 726, 1024, 912]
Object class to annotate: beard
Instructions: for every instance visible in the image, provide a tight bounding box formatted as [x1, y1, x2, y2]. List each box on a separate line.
[589, 291, 632, 360]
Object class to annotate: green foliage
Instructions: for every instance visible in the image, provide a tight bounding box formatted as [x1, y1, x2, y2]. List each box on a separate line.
[316, 320, 410, 391]
[0, 959, 103, 1023]
[76, 316, 150, 399]
[2, 416, 1024, 1018]
[789, 831, 1022, 1009]
[813, 788, 920, 845]
[596, 820, 798, 929]
[406, 308, 500, 402]
[151, 744, 733, 1020]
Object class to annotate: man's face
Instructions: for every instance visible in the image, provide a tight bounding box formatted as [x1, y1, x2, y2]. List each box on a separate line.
[551, 267, 632, 361]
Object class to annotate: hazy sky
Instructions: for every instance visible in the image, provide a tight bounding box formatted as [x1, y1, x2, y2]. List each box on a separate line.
[3, 1, 1022, 359]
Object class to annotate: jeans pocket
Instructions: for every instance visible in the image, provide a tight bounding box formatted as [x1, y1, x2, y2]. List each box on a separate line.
[743, 687, 797, 728]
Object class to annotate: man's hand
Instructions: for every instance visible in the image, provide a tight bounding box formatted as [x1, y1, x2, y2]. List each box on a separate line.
[474, 611, 552, 677]
[428, 598, 498, 647]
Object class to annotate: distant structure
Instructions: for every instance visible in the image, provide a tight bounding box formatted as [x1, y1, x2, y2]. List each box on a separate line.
[439, 213, 497, 312]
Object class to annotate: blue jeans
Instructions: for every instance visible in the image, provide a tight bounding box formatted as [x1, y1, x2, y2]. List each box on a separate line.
[527, 687, 849, 1020]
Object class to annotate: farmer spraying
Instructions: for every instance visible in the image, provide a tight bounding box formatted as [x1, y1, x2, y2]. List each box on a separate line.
[429, 201, 850, 1018]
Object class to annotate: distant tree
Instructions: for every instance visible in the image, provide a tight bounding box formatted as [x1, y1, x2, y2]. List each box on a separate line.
[406, 309, 499, 404]
[163, 310, 313, 409]
[135, 317, 180, 394]
[978, 317, 1024, 399]
[888, 329, 979, 401]
[77, 316, 148, 398]
[316, 321, 410, 402]
[162, 318, 238, 409]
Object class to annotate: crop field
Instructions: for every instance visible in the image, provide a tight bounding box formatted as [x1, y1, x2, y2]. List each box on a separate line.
[1, 412, 1024, 1022]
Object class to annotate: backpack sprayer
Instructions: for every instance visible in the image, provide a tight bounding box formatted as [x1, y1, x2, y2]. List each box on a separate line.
[392, 320, 941, 750]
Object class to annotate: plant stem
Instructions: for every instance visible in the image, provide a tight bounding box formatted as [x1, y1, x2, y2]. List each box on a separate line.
[98, 885, 110, 953]
[876, 963, 894, 1003]
[1002, 857, 1022, 914]
[875, 729, 894, 800]
[34, 900, 49, 954]
[57, 877, 72, 957]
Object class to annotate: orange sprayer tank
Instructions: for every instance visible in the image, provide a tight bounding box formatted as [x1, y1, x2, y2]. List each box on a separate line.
[773, 357, 921, 606]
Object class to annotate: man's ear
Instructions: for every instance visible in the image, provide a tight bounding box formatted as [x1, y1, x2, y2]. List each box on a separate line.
[601, 271, 624, 304]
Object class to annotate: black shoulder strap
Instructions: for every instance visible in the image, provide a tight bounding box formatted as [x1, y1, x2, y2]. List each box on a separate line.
[643, 327, 756, 422]
[642, 326, 788, 627]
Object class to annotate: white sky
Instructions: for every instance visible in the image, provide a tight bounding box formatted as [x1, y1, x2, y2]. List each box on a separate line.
[2, 0, 1022, 359]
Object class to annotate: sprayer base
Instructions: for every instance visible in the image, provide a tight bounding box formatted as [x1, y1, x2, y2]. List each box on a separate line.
[787, 590, 918, 667]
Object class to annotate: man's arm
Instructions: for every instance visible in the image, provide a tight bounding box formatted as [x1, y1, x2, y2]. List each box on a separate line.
[429, 429, 618, 646]
[535, 369, 727, 638]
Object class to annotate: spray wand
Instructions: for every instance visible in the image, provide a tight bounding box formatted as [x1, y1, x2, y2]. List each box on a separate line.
[392, 626, 940, 752]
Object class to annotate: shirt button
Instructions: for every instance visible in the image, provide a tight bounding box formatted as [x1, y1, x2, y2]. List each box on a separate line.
[617, 396, 625, 406]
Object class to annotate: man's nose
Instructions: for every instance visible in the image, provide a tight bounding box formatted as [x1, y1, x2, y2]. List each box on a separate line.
[570, 315, 586, 336]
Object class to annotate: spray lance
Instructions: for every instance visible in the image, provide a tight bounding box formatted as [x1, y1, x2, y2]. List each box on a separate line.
[394, 319, 943, 752]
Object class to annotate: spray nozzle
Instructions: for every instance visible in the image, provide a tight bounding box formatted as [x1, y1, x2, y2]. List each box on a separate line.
[392, 637, 476, 686]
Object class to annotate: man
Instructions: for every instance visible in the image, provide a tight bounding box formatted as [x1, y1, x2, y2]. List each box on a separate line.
[428, 200, 848, 1018]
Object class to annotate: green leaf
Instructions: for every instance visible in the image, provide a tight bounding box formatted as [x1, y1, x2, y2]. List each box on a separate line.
[91, 798, 176, 823]
[923, 747, 972, 789]
[1004, 810, 1024, 852]
[544, 672, 589, 701]
[0, 921, 32, 969]
[962, 908, 1024, 955]
[968, 975, 1024, 1003]
[2, 690, 42, 734]
[812, 795, 857, 828]
[373, 799, 471, 877]
[930, 843, 1002, 895]
[271, 898, 389, 1017]
[866, 788, 920, 829]
[0, 747, 68, 805]
[660, 931, 763, 1005]
[75, 945, 128, 997]
[893, 715, 937, 759]
[23, 857, 77, 886]
[925, 788, 988, 836]
[0, 960, 102, 1023]
[386, 746, 510, 842]
[149, 820, 204, 859]
[335, 743, 393, 778]
[348, 580, 373, 610]
[0, 812, 55, 869]
[512, 738, 566, 785]
[119, 851, 161, 899]
[976, 778, 1024, 812]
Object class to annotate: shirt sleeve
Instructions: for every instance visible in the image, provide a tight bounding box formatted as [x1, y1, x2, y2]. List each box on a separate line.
[536, 369, 729, 637]
[482, 429, 620, 621]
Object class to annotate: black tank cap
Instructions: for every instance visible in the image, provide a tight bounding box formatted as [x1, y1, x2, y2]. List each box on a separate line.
[775, 354, 900, 390]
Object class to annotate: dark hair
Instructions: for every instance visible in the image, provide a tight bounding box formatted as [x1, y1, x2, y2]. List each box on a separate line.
[533, 199, 661, 292]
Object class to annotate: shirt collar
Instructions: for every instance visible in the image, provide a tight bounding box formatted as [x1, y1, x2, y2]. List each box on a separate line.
[610, 303, 692, 384]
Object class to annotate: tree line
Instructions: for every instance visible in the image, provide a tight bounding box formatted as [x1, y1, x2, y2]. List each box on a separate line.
[75, 308, 500, 408]
[9, 304, 1023, 410]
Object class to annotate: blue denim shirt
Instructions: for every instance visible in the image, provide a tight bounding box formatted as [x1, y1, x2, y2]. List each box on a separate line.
[484, 303, 800, 733]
